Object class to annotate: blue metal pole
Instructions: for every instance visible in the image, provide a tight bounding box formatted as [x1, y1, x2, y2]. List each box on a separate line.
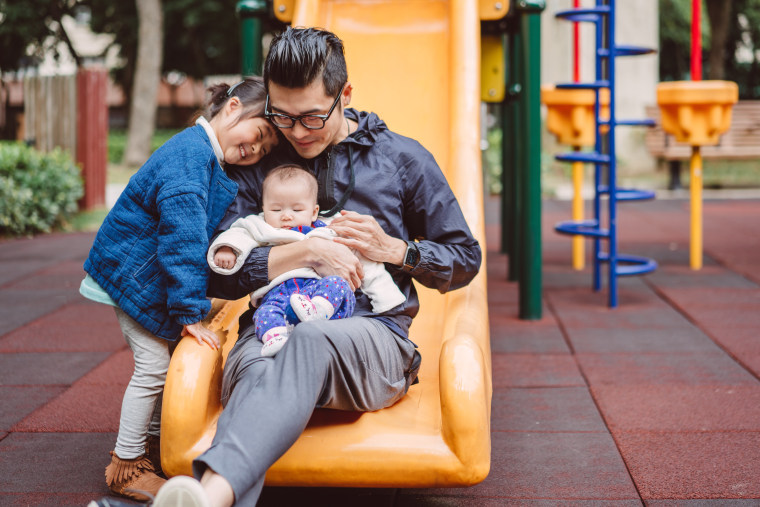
[607, 0, 618, 307]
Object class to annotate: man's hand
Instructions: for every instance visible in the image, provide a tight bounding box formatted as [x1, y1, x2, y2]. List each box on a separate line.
[182, 322, 220, 350]
[305, 236, 364, 290]
[329, 210, 406, 265]
[213, 246, 237, 270]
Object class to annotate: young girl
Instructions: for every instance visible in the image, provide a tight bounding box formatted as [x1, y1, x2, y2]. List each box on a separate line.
[79, 77, 278, 502]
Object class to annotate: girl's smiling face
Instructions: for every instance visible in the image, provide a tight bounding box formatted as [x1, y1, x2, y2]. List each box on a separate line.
[213, 98, 279, 166]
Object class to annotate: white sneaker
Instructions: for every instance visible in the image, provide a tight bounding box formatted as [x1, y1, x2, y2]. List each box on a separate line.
[261, 326, 288, 357]
[152, 475, 210, 507]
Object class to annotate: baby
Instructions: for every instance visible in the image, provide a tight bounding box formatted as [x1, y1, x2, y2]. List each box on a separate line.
[210, 164, 405, 356]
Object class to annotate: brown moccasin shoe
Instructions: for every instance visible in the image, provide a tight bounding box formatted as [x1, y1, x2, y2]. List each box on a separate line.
[145, 434, 164, 477]
[105, 451, 166, 502]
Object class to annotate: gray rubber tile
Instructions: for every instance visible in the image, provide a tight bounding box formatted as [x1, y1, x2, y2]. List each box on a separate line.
[0, 352, 109, 386]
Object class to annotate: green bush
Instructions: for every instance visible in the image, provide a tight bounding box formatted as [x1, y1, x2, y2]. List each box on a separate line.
[0, 142, 84, 236]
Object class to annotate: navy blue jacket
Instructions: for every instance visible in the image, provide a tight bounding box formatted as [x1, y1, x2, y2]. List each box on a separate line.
[208, 109, 481, 339]
[84, 125, 238, 340]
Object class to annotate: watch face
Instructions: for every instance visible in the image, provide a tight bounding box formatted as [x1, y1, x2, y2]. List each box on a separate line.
[405, 242, 418, 267]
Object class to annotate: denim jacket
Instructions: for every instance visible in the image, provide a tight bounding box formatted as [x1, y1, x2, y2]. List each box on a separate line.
[207, 109, 481, 339]
[84, 125, 238, 341]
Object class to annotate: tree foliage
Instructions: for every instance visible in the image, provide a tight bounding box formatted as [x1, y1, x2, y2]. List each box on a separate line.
[0, 0, 83, 71]
[85, 0, 247, 108]
[1, 0, 278, 94]
[722, 0, 760, 98]
[659, 0, 760, 98]
[658, 0, 709, 82]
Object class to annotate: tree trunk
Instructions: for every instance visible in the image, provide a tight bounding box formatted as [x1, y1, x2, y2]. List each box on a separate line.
[706, 0, 732, 80]
[123, 0, 163, 167]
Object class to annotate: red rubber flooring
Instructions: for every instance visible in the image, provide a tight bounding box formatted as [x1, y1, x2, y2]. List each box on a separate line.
[1, 196, 759, 506]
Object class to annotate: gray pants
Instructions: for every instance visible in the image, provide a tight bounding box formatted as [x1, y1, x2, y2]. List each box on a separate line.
[113, 307, 168, 459]
[193, 316, 420, 505]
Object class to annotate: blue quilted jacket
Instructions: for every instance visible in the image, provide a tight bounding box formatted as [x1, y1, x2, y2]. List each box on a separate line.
[84, 125, 238, 341]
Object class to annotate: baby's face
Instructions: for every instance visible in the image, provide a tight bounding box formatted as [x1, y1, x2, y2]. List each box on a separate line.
[262, 177, 319, 229]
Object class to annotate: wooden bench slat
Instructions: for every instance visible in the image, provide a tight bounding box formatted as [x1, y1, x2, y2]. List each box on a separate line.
[645, 101, 760, 160]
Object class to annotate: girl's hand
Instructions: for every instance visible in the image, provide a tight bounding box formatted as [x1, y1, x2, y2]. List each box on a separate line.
[182, 322, 220, 350]
[329, 210, 406, 265]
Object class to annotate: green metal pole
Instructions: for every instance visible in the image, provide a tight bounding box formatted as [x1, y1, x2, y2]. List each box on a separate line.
[500, 33, 516, 273]
[516, 0, 544, 320]
[503, 28, 522, 283]
[237, 0, 268, 76]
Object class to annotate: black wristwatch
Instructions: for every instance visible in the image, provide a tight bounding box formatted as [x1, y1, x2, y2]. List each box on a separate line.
[403, 240, 420, 271]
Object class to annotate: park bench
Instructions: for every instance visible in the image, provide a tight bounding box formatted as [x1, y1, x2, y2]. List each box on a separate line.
[645, 101, 760, 188]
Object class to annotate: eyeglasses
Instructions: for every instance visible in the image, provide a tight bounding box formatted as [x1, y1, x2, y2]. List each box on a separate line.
[265, 85, 344, 130]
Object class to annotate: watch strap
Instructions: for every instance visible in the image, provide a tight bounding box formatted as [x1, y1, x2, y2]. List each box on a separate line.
[403, 240, 419, 271]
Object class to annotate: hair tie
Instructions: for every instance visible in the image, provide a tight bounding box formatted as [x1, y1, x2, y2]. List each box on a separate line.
[226, 81, 245, 97]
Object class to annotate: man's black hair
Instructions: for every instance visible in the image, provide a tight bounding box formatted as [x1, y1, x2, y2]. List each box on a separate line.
[263, 27, 348, 96]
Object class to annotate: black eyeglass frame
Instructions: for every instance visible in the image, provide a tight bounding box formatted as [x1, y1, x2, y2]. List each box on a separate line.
[264, 85, 345, 130]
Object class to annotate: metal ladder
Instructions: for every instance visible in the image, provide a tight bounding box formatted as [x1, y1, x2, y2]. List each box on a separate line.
[553, 0, 658, 307]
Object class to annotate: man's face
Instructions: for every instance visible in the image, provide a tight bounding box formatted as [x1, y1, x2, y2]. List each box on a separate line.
[267, 80, 350, 159]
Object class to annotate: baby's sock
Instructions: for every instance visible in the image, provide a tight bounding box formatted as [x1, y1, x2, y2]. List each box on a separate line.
[261, 326, 288, 357]
[291, 294, 318, 321]
[291, 294, 336, 321]
[311, 296, 335, 319]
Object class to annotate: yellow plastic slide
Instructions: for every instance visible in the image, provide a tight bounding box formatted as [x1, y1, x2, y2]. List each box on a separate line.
[161, 0, 491, 487]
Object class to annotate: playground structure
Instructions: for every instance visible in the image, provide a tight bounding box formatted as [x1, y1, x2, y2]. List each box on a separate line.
[547, 0, 658, 308]
[654, 0, 738, 270]
[542, 85, 609, 270]
[544, 0, 739, 300]
[159, 0, 543, 487]
[542, 0, 609, 272]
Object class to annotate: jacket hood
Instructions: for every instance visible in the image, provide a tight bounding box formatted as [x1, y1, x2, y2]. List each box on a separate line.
[345, 108, 387, 147]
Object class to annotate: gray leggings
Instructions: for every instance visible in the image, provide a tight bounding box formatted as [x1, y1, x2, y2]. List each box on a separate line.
[193, 316, 420, 505]
[113, 307, 168, 459]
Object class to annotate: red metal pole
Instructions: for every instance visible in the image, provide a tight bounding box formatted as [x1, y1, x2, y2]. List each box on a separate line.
[77, 68, 108, 210]
[573, 0, 580, 82]
[691, 0, 702, 81]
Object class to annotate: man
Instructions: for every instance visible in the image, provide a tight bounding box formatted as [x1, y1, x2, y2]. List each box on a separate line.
[152, 27, 481, 507]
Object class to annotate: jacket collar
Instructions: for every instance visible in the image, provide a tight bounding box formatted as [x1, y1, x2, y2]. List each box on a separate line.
[195, 117, 224, 164]
[344, 108, 385, 147]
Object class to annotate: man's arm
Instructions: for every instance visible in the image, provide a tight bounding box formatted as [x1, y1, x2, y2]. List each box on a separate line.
[330, 207, 480, 294]
[402, 147, 481, 293]
[330, 144, 481, 294]
[207, 235, 365, 300]
[269, 238, 364, 291]
[329, 210, 406, 265]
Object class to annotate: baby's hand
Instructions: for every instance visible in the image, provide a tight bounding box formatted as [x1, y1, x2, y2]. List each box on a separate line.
[182, 321, 220, 350]
[213, 246, 238, 269]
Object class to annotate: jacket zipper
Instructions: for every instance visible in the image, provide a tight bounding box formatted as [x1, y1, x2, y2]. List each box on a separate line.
[317, 147, 337, 210]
